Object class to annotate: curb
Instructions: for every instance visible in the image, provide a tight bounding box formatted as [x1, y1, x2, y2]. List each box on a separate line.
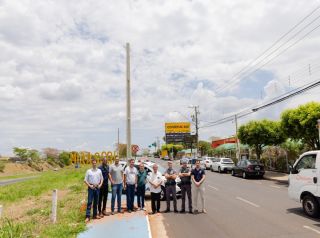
[264, 176, 288, 184]
[146, 214, 153, 238]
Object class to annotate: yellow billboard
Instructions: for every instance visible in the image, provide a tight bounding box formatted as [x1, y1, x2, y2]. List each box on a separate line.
[165, 122, 191, 133]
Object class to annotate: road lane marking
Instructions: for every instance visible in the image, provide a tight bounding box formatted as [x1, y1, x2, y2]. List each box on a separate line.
[303, 225, 320, 234]
[236, 197, 260, 208]
[270, 185, 281, 189]
[208, 185, 219, 191]
[146, 215, 153, 238]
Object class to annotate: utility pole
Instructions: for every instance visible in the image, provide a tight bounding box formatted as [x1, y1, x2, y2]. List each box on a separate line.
[317, 119, 320, 149]
[190, 105, 199, 157]
[117, 128, 120, 158]
[234, 114, 241, 161]
[126, 43, 132, 161]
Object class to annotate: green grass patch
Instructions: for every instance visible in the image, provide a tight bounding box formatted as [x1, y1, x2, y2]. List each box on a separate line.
[0, 166, 90, 237]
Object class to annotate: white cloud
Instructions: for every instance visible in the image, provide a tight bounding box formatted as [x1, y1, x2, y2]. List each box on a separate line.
[0, 0, 320, 155]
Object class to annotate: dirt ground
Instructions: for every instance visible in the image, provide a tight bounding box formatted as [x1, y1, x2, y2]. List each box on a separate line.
[0, 162, 54, 177]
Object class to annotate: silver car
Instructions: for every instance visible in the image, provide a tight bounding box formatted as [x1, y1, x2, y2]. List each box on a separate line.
[211, 157, 235, 173]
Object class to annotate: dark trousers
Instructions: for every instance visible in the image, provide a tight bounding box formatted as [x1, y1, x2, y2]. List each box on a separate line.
[181, 183, 192, 211]
[137, 185, 146, 208]
[151, 192, 161, 213]
[126, 184, 135, 211]
[111, 183, 123, 212]
[98, 184, 108, 213]
[86, 187, 100, 218]
[165, 185, 177, 211]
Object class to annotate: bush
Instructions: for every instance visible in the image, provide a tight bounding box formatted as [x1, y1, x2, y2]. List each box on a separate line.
[0, 161, 5, 172]
[59, 152, 71, 166]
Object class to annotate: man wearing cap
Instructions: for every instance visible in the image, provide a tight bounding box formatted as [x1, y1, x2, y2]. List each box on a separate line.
[84, 158, 103, 223]
[179, 159, 193, 213]
[164, 161, 178, 213]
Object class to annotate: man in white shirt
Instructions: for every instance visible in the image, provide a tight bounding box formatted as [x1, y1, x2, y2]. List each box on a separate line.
[148, 164, 163, 214]
[84, 158, 103, 223]
[124, 159, 138, 213]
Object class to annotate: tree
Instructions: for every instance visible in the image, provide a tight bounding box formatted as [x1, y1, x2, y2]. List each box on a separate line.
[161, 144, 184, 158]
[198, 141, 212, 156]
[238, 119, 285, 160]
[281, 102, 320, 150]
[13, 147, 29, 160]
[59, 151, 71, 166]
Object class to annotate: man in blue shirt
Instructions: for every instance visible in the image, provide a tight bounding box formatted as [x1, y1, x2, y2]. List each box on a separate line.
[191, 160, 206, 214]
[98, 157, 109, 217]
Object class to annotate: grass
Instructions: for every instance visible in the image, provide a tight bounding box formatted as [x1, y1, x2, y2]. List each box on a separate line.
[0, 165, 90, 237]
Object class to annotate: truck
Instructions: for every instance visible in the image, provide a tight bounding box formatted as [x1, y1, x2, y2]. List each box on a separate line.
[288, 150, 320, 217]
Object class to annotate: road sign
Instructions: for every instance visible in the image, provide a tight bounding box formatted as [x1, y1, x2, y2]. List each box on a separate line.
[165, 122, 191, 134]
[132, 145, 139, 153]
[166, 133, 190, 143]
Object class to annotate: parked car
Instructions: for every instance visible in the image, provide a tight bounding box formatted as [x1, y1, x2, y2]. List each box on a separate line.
[201, 157, 214, 170]
[288, 151, 320, 217]
[123, 161, 181, 200]
[231, 159, 265, 179]
[188, 157, 205, 169]
[211, 157, 234, 173]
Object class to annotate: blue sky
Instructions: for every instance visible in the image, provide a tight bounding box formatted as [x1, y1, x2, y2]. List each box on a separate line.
[0, 0, 320, 155]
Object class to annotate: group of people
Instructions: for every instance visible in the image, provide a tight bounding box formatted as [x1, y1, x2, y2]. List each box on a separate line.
[84, 157, 206, 223]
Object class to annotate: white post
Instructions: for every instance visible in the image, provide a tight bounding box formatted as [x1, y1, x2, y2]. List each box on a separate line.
[117, 128, 120, 158]
[126, 42, 132, 161]
[0, 205, 3, 218]
[51, 189, 58, 223]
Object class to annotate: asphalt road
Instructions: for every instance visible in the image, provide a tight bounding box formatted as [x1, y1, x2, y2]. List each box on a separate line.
[0, 176, 38, 186]
[153, 159, 320, 238]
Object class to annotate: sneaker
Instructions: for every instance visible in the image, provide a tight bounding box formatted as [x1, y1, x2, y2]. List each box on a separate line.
[194, 209, 199, 214]
[128, 210, 132, 213]
[202, 209, 207, 214]
[111, 211, 114, 215]
[102, 211, 109, 216]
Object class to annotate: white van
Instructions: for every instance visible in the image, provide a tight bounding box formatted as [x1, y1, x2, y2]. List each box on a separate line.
[288, 151, 320, 217]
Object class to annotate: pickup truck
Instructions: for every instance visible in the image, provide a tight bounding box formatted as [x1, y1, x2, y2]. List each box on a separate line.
[288, 150, 320, 217]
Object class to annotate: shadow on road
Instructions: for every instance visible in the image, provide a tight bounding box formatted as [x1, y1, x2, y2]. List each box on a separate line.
[287, 207, 320, 223]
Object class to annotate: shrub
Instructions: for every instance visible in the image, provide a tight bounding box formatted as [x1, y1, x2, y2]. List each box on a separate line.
[59, 152, 71, 166]
[0, 161, 5, 172]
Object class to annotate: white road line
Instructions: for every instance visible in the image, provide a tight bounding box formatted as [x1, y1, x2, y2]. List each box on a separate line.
[270, 185, 281, 189]
[146, 215, 153, 238]
[303, 225, 320, 235]
[236, 197, 260, 208]
[208, 185, 219, 191]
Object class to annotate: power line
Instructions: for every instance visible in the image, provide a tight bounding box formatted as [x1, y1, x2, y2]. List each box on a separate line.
[213, 5, 320, 95]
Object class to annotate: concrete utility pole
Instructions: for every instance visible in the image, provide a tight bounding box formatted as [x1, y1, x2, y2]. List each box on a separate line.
[317, 119, 320, 149]
[190, 105, 199, 157]
[126, 43, 132, 161]
[117, 128, 120, 158]
[234, 114, 241, 161]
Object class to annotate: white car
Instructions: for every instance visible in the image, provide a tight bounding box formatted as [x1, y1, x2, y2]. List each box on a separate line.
[124, 161, 181, 200]
[288, 151, 320, 217]
[201, 157, 214, 170]
[211, 157, 235, 173]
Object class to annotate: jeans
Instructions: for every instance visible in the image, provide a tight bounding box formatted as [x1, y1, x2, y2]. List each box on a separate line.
[165, 185, 177, 211]
[86, 187, 100, 218]
[111, 183, 123, 212]
[98, 183, 108, 213]
[126, 184, 135, 211]
[192, 182, 205, 212]
[137, 185, 146, 208]
[151, 192, 161, 213]
[181, 183, 192, 211]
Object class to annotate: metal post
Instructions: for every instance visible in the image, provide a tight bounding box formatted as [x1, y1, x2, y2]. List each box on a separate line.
[194, 106, 199, 158]
[126, 43, 132, 161]
[51, 189, 58, 223]
[0, 205, 3, 218]
[235, 114, 241, 161]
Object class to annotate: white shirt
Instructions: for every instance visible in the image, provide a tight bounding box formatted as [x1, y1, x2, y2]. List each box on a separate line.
[84, 168, 103, 186]
[125, 166, 138, 185]
[148, 171, 163, 193]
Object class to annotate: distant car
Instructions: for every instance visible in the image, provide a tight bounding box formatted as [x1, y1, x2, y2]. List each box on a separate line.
[123, 161, 181, 200]
[162, 156, 169, 161]
[189, 158, 205, 169]
[211, 158, 235, 173]
[201, 157, 214, 170]
[231, 159, 265, 179]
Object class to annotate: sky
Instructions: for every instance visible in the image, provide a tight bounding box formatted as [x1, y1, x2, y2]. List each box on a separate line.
[1, 0, 320, 155]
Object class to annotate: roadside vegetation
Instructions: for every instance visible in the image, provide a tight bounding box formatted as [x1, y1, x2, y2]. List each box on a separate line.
[0, 166, 89, 238]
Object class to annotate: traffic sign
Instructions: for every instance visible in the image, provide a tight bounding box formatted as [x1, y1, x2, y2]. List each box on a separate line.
[132, 145, 139, 153]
